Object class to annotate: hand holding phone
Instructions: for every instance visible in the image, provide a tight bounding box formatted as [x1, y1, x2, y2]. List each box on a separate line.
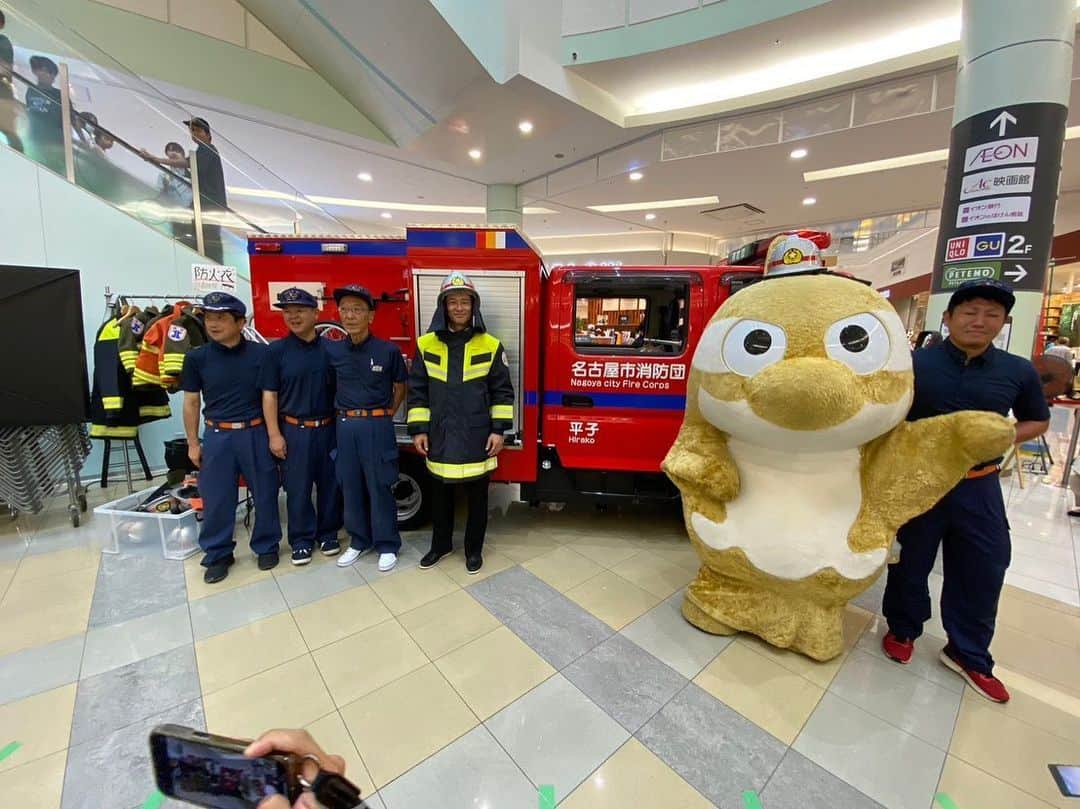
[150, 725, 365, 808]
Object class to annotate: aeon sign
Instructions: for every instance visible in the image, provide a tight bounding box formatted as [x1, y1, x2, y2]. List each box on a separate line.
[964, 137, 1039, 171]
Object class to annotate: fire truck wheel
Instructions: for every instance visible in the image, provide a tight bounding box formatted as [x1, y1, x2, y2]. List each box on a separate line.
[315, 321, 350, 342]
[395, 454, 431, 530]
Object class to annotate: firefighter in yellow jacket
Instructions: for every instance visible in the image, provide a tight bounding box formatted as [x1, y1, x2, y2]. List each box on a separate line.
[408, 271, 515, 574]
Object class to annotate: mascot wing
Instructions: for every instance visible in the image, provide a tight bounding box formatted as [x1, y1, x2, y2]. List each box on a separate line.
[662, 419, 740, 512]
[848, 411, 1016, 553]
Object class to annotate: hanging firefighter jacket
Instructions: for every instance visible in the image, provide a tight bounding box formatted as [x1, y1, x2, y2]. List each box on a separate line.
[117, 306, 159, 373]
[406, 287, 515, 481]
[159, 309, 207, 389]
[133, 302, 200, 391]
[90, 316, 171, 439]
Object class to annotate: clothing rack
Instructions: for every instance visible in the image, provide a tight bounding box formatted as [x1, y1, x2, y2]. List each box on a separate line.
[97, 289, 267, 492]
[99, 288, 204, 492]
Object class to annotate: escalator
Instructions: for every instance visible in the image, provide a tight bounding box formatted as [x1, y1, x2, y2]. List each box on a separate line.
[1, 0, 353, 275]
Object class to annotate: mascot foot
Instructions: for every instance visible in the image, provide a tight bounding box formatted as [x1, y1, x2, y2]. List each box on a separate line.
[681, 597, 737, 636]
[684, 566, 846, 660]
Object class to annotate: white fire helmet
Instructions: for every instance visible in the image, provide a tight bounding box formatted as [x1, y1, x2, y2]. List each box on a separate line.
[763, 233, 827, 277]
[438, 271, 480, 305]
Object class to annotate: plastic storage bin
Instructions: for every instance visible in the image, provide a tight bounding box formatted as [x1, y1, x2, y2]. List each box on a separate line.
[94, 488, 200, 560]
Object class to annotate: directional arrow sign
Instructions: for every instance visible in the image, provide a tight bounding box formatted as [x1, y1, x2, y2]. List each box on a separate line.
[1005, 264, 1028, 283]
[989, 110, 1018, 137]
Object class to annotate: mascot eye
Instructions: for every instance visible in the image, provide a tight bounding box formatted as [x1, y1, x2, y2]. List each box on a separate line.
[825, 313, 890, 374]
[723, 320, 787, 377]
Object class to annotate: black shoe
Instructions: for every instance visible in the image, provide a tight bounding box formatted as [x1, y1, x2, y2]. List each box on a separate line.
[203, 556, 234, 584]
[258, 552, 280, 571]
[466, 554, 483, 574]
[419, 548, 453, 569]
[291, 547, 313, 566]
[320, 539, 342, 556]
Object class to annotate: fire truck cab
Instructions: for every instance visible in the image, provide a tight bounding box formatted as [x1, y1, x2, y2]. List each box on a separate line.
[248, 226, 761, 528]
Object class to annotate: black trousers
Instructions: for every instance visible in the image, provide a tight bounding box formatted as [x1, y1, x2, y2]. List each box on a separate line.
[882, 474, 1010, 674]
[430, 474, 490, 558]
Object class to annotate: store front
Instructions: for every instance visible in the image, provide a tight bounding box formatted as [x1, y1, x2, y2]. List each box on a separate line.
[877, 274, 931, 345]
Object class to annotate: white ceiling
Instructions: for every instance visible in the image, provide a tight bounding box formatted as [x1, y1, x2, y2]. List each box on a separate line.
[26, 1, 1080, 254]
[571, 0, 960, 122]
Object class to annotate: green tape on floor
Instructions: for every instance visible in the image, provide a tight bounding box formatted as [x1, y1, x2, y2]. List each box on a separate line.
[935, 793, 962, 809]
[742, 790, 764, 809]
[140, 790, 166, 809]
[0, 741, 21, 762]
[538, 784, 556, 809]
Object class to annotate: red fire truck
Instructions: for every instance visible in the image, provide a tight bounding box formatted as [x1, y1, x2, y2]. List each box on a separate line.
[248, 226, 763, 528]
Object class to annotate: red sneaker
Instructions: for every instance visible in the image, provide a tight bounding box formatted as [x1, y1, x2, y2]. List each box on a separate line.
[939, 646, 1010, 703]
[882, 632, 914, 664]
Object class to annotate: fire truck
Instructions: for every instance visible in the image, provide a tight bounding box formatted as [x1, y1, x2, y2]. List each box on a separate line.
[248, 226, 765, 528]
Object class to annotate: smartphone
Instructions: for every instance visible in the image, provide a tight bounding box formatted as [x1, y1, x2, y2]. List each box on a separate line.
[149, 724, 304, 808]
[1049, 764, 1080, 797]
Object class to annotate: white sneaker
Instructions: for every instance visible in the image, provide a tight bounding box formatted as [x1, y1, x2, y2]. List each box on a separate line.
[336, 547, 367, 567]
[377, 553, 397, 572]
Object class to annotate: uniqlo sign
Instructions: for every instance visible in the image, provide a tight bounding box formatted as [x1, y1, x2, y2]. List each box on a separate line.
[946, 237, 972, 262]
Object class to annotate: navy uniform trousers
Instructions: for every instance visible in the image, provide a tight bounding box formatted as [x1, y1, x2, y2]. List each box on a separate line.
[199, 424, 282, 566]
[336, 415, 401, 554]
[281, 421, 342, 551]
[883, 473, 1010, 674]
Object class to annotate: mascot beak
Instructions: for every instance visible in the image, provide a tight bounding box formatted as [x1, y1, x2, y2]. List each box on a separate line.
[746, 357, 862, 430]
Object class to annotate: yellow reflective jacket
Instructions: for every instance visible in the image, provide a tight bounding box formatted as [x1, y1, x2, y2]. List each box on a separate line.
[406, 321, 515, 481]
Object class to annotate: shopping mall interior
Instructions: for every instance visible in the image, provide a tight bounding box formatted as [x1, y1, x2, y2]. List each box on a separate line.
[2, 1, 1080, 808]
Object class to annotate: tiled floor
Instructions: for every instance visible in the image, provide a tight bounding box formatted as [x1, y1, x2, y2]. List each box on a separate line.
[1, 459, 1079, 809]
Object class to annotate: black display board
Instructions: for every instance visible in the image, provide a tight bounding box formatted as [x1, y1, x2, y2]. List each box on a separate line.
[931, 102, 1067, 294]
[0, 266, 90, 426]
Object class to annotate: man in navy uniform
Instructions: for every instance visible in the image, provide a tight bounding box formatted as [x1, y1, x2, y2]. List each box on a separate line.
[881, 279, 1049, 703]
[260, 287, 342, 566]
[182, 292, 282, 584]
[327, 285, 407, 572]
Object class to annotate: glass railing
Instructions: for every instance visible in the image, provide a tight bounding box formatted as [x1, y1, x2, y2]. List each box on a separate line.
[0, 0, 355, 276]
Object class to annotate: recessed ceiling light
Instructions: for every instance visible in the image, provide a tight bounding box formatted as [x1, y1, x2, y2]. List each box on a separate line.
[588, 195, 719, 213]
[629, 171, 644, 181]
[802, 196, 817, 206]
[789, 148, 808, 159]
[380, 212, 392, 219]
[644, 213, 657, 221]
[356, 172, 373, 182]
[518, 120, 534, 134]
[468, 148, 483, 160]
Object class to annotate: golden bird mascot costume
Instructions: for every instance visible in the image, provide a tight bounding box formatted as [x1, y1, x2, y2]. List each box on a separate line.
[662, 233, 1015, 661]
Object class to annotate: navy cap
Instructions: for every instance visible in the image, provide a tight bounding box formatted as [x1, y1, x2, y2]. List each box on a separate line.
[333, 285, 375, 309]
[202, 291, 246, 315]
[183, 116, 211, 132]
[272, 287, 319, 309]
[947, 278, 1015, 314]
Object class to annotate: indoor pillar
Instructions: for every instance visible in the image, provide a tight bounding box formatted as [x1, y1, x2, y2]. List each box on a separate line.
[926, 0, 1073, 357]
[486, 184, 522, 229]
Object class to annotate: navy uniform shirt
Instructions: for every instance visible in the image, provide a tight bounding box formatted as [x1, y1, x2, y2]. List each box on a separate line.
[909, 340, 1050, 426]
[259, 334, 335, 418]
[181, 339, 268, 421]
[327, 334, 407, 410]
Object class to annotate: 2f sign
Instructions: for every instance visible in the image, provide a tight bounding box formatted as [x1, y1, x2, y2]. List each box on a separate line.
[964, 137, 1038, 172]
[192, 263, 237, 294]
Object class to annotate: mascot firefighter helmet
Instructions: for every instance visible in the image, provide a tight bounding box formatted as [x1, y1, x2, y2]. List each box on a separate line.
[438, 271, 480, 305]
[763, 231, 832, 277]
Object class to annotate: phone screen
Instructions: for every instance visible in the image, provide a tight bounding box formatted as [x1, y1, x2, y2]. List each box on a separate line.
[1050, 764, 1080, 797]
[155, 735, 291, 808]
